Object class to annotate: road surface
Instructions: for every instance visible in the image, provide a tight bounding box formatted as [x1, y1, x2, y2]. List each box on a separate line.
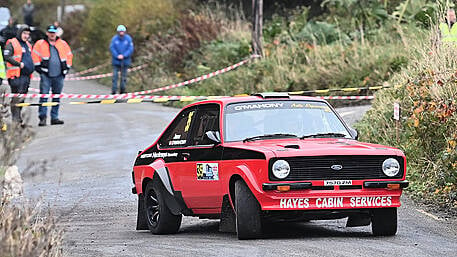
[16, 79, 457, 257]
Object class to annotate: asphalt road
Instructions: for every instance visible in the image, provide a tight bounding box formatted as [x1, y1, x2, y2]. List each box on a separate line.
[16, 79, 457, 257]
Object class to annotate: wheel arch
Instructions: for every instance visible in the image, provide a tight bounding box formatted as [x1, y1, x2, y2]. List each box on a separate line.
[135, 159, 173, 195]
[228, 164, 263, 208]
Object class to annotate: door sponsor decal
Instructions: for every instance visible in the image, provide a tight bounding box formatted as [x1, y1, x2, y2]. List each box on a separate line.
[184, 111, 194, 132]
[169, 139, 186, 146]
[279, 196, 393, 209]
[141, 152, 178, 159]
[324, 180, 352, 186]
[196, 163, 219, 180]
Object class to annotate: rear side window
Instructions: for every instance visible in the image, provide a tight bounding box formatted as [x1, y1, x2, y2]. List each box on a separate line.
[158, 108, 196, 148]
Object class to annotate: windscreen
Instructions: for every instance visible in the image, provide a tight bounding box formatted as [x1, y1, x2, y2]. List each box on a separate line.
[224, 101, 351, 142]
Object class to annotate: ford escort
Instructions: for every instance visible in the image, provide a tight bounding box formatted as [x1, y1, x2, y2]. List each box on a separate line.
[131, 93, 408, 239]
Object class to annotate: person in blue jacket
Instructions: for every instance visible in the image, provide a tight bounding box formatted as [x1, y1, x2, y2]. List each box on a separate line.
[109, 25, 134, 94]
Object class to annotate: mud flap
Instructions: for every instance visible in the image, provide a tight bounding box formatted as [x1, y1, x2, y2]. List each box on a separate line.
[219, 195, 236, 233]
[346, 214, 371, 227]
[136, 194, 148, 230]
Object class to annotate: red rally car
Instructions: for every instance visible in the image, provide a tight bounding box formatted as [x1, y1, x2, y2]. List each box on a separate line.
[132, 93, 408, 239]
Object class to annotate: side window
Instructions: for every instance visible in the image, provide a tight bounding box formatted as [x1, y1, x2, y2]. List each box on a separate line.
[158, 108, 196, 148]
[190, 105, 220, 146]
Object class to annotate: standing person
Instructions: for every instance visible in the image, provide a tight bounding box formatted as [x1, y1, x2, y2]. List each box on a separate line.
[109, 25, 134, 94]
[439, 9, 457, 43]
[53, 21, 64, 38]
[0, 18, 18, 48]
[0, 45, 10, 131]
[32, 25, 73, 126]
[22, 0, 35, 26]
[3, 26, 33, 127]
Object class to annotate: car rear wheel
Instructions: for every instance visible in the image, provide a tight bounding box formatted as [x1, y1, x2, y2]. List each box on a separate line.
[144, 180, 182, 234]
[235, 180, 262, 239]
[371, 208, 397, 236]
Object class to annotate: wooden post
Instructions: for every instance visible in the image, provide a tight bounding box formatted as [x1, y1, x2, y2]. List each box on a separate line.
[252, 0, 263, 57]
[60, 0, 66, 22]
[393, 102, 400, 143]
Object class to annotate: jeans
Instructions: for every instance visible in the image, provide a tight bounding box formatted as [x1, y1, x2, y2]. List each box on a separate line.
[112, 65, 128, 94]
[38, 74, 64, 120]
[9, 76, 31, 123]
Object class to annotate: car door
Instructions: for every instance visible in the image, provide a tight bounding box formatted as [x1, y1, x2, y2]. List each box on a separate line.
[168, 103, 223, 210]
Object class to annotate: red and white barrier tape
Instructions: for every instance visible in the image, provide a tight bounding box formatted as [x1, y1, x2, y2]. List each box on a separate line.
[67, 62, 110, 77]
[26, 64, 147, 81]
[2, 93, 229, 100]
[4, 55, 259, 93]
[1, 92, 374, 100]
[130, 55, 262, 95]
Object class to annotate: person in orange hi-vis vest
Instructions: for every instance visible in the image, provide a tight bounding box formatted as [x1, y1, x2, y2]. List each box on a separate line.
[32, 24, 73, 126]
[3, 25, 33, 127]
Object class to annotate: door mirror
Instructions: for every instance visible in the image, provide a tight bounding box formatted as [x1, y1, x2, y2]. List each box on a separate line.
[205, 131, 221, 144]
[349, 128, 358, 140]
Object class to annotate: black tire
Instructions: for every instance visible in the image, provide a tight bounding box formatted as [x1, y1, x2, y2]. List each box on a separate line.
[371, 208, 397, 236]
[235, 180, 262, 239]
[144, 180, 182, 234]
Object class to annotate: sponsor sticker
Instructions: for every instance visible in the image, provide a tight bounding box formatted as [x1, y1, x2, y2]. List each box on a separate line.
[184, 111, 194, 132]
[324, 180, 352, 186]
[291, 103, 331, 112]
[233, 103, 284, 111]
[196, 163, 219, 180]
[141, 152, 178, 159]
[169, 139, 186, 146]
[279, 196, 393, 209]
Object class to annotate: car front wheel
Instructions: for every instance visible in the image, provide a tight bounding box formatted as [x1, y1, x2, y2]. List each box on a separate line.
[235, 180, 262, 239]
[371, 207, 397, 236]
[144, 180, 182, 234]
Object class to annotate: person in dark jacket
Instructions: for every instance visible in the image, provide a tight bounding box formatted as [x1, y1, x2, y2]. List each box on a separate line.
[0, 18, 18, 48]
[22, 0, 35, 26]
[3, 26, 34, 126]
[109, 25, 134, 94]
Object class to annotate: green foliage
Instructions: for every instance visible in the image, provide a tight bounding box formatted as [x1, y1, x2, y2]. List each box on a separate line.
[185, 39, 250, 71]
[78, 0, 183, 66]
[392, 0, 440, 27]
[356, 43, 457, 213]
[294, 21, 350, 45]
[321, 0, 389, 30]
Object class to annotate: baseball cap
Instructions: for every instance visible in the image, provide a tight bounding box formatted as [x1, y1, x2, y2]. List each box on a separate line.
[47, 25, 58, 33]
[116, 25, 127, 32]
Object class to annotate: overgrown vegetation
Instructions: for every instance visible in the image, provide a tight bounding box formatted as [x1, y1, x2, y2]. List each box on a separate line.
[356, 41, 457, 214]
[0, 198, 63, 257]
[1, 126, 63, 256]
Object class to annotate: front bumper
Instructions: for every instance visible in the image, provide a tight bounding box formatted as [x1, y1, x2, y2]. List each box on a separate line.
[257, 181, 408, 211]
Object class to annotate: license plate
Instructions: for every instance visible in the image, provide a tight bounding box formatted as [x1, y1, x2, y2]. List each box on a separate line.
[324, 180, 352, 186]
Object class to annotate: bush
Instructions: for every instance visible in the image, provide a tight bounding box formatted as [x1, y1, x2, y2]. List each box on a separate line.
[355, 38, 457, 213]
[78, 0, 184, 66]
[1, 121, 63, 257]
[0, 199, 63, 257]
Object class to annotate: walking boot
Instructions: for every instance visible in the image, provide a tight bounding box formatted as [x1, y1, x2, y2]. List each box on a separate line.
[51, 119, 64, 125]
[38, 117, 46, 126]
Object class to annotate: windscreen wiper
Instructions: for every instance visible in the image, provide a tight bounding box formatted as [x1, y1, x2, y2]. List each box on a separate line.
[300, 133, 348, 139]
[243, 133, 298, 142]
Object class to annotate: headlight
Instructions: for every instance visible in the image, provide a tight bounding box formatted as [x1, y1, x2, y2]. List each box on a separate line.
[272, 160, 290, 179]
[382, 158, 400, 177]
